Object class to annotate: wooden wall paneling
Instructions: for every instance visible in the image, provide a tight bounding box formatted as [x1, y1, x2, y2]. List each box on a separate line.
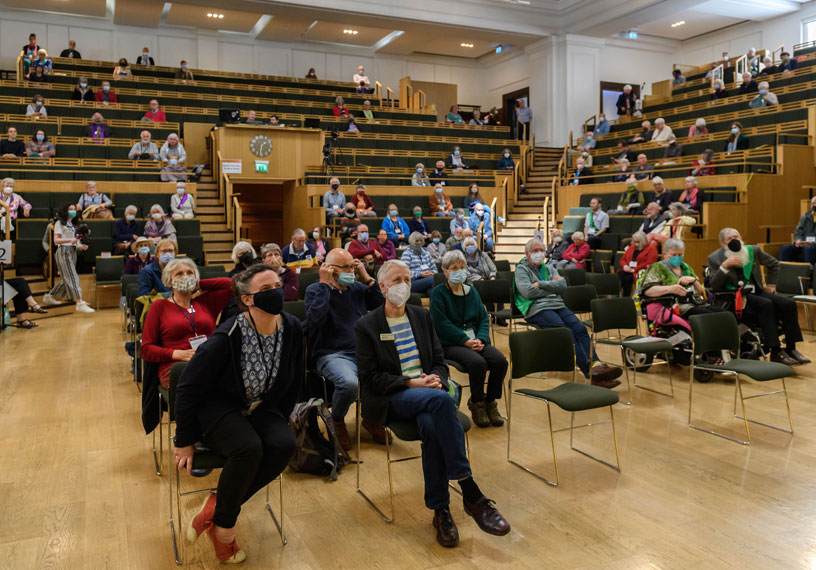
[183, 122, 215, 165]
[214, 125, 323, 180]
[285, 182, 321, 241]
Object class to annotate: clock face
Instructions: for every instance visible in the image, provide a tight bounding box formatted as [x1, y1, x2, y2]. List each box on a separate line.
[249, 134, 272, 158]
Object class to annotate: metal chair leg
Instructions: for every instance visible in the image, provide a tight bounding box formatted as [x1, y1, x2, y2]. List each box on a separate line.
[265, 477, 286, 545]
[688, 363, 750, 445]
[507, 397, 559, 486]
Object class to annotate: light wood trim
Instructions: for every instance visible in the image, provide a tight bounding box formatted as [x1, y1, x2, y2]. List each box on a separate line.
[0, 198, 9, 240]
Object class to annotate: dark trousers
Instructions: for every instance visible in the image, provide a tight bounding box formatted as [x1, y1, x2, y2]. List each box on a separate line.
[6, 277, 32, 316]
[443, 344, 507, 402]
[587, 235, 602, 249]
[740, 292, 802, 351]
[780, 243, 816, 264]
[617, 270, 635, 296]
[203, 409, 297, 528]
[388, 388, 471, 510]
[525, 307, 598, 376]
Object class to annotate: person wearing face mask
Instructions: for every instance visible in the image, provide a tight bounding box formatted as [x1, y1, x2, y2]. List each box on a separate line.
[595, 113, 610, 136]
[124, 237, 154, 274]
[725, 122, 749, 153]
[778, 51, 799, 72]
[496, 148, 515, 171]
[545, 229, 568, 264]
[339, 202, 360, 240]
[461, 237, 496, 284]
[710, 81, 728, 101]
[446, 226, 465, 250]
[112, 58, 132, 80]
[159, 133, 187, 162]
[617, 231, 658, 296]
[304, 249, 385, 448]
[429, 185, 453, 217]
[515, 238, 623, 385]
[129, 130, 159, 160]
[0, 127, 25, 158]
[25, 130, 55, 158]
[469, 204, 494, 252]
[170, 182, 195, 218]
[570, 157, 592, 186]
[345, 114, 360, 133]
[780, 196, 816, 264]
[137, 47, 154, 67]
[464, 184, 485, 213]
[94, 81, 118, 105]
[356, 259, 511, 547]
[449, 208, 469, 234]
[115, 205, 141, 254]
[160, 153, 188, 182]
[323, 177, 346, 224]
[259, 243, 299, 301]
[282, 228, 318, 270]
[430, 161, 448, 187]
[352, 184, 376, 217]
[229, 241, 260, 277]
[426, 230, 447, 262]
[305, 226, 329, 264]
[678, 176, 703, 213]
[175, 60, 194, 81]
[690, 148, 716, 177]
[430, 249, 507, 428]
[759, 56, 776, 77]
[412, 162, 430, 187]
[144, 204, 177, 245]
[348, 223, 387, 266]
[708, 228, 807, 365]
[376, 228, 397, 260]
[42, 204, 94, 312]
[401, 232, 438, 295]
[137, 238, 177, 295]
[76, 179, 114, 218]
[663, 135, 683, 159]
[559, 231, 590, 269]
[173, 264, 302, 564]
[84, 113, 112, 140]
[382, 204, 410, 246]
[609, 176, 644, 215]
[445, 146, 468, 171]
[71, 77, 94, 103]
[0, 177, 31, 237]
[671, 69, 687, 88]
[25, 95, 47, 118]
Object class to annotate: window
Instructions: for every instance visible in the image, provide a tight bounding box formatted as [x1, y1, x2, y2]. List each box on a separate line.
[803, 18, 816, 43]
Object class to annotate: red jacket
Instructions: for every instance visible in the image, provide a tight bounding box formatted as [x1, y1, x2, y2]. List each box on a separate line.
[144, 109, 167, 122]
[348, 238, 387, 264]
[333, 105, 348, 117]
[353, 192, 375, 212]
[94, 90, 118, 103]
[562, 242, 590, 268]
[619, 243, 658, 273]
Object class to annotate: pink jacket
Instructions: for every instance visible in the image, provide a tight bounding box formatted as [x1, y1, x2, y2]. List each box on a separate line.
[1, 191, 32, 220]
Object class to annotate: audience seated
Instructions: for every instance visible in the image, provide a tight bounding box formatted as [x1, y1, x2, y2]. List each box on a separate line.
[462, 237, 496, 283]
[707, 228, 807, 365]
[759, 57, 776, 77]
[710, 81, 728, 101]
[352, 184, 376, 217]
[545, 229, 568, 264]
[570, 157, 593, 185]
[559, 231, 590, 269]
[382, 204, 410, 246]
[128, 131, 159, 160]
[349, 223, 387, 266]
[307, 226, 329, 264]
[780, 196, 816, 263]
[650, 118, 673, 142]
[609, 176, 644, 215]
[400, 232, 438, 295]
[323, 177, 345, 223]
[95, 81, 118, 105]
[687, 118, 709, 139]
[20, 34, 40, 76]
[32, 50, 52, 76]
[160, 154, 188, 182]
[0, 177, 31, 235]
[616, 85, 636, 117]
[28, 65, 49, 83]
[159, 133, 187, 162]
[362, 100, 375, 120]
[430, 249, 507, 427]
[305, 67, 317, 79]
[595, 113, 610, 136]
[77, 181, 113, 218]
[412, 163, 431, 186]
[175, 60, 194, 81]
[124, 237, 153, 274]
[338, 203, 360, 240]
[115, 205, 140, 254]
[170, 182, 195, 218]
[663, 135, 683, 159]
[333, 97, 349, 117]
[26, 130, 55, 158]
[648, 177, 672, 213]
[0, 128, 25, 158]
[113, 58, 132, 80]
[632, 154, 654, 180]
[86, 113, 112, 141]
[355, 259, 510, 548]
[445, 146, 468, 171]
[408, 206, 431, 239]
[631, 120, 651, 143]
[446, 226, 464, 251]
[469, 204, 494, 252]
[353, 66, 371, 88]
[376, 228, 397, 260]
[282, 228, 318, 269]
[228, 241, 260, 277]
[143, 100, 167, 123]
[725, 122, 749, 153]
[469, 110, 484, 126]
[144, 204, 177, 244]
[344, 115, 360, 133]
[244, 110, 263, 125]
[514, 238, 622, 385]
[613, 140, 637, 164]
[678, 176, 703, 213]
[430, 184, 454, 217]
[426, 230, 446, 262]
[778, 51, 799, 72]
[750, 82, 778, 108]
[450, 209, 469, 234]
[657, 203, 695, 242]
[617, 231, 658, 296]
[584, 197, 608, 248]
[260, 243, 299, 301]
[305, 248, 384, 449]
[136, 48, 153, 67]
[738, 73, 758, 95]
[671, 69, 686, 87]
[690, 149, 716, 176]
[72, 77, 94, 102]
[269, 115, 281, 126]
[430, 161, 448, 186]
[497, 148, 515, 171]
[638, 202, 667, 246]
[446, 105, 465, 125]
[173, 264, 300, 565]
[25, 95, 46, 117]
[137, 238, 177, 295]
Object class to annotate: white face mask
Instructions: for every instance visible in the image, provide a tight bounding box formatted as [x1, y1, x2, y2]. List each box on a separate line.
[553, 236, 562, 243]
[152, 213, 163, 221]
[530, 252, 547, 265]
[386, 282, 410, 307]
[2, 186, 12, 195]
[504, 153, 510, 158]
[312, 231, 320, 239]
[171, 275, 197, 294]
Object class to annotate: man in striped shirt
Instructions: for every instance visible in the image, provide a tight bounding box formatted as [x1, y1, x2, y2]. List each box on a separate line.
[355, 260, 511, 548]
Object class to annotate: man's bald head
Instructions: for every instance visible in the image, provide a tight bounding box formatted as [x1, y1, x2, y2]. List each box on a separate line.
[325, 248, 352, 267]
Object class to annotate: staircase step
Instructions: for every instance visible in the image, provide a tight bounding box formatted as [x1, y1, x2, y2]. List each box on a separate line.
[197, 206, 226, 215]
[197, 197, 222, 206]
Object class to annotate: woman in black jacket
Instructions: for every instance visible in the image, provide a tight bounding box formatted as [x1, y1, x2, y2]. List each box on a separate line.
[174, 264, 303, 564]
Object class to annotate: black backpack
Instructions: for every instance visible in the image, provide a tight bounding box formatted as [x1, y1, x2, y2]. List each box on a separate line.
[288, 398, 350, 480]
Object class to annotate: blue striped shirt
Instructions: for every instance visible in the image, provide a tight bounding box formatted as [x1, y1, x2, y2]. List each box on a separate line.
[386, 315, 422, 379]
[400, 247, 437, 279]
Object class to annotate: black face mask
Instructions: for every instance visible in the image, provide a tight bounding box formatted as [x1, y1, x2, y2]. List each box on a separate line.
[251, 288, 283, 315]
[331, 183, 339, 190]
[239, 252, 254, 266]
[727, 239, 742, 253]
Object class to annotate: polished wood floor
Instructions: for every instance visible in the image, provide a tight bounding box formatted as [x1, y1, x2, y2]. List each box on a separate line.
[2, 309, 816, 569]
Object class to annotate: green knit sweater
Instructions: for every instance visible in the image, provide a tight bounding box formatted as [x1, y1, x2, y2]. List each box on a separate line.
[429, 283, 491, 347]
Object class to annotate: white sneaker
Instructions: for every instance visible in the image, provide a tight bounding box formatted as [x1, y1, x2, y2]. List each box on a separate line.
[76, 301, 95, 313]
[42, 293, 60, 306]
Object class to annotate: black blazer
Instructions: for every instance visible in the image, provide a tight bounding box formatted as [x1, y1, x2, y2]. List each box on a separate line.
[85, 124, 112, 138]
[616, 92, 635, 114]
[137, 55, 155, 66]
[707, 245, 778, 292]
[354, 304, 449, 425]
[173, 312, 305, 447]
[738, 81, 758, 95]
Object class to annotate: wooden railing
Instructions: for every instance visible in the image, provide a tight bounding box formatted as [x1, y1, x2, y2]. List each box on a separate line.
[386, 87, 395, 109]
[583, 114, 597, 137]
[47, 223, 55, 288]
[772, 44, 785, 64]
[0, 199, 9, 241]
[232, 195, 242, 244]
[15, 55, 24, 84]
[375, 81, 383, 105]
[710, 63, 724, 89]
[542, 195, 550, 245]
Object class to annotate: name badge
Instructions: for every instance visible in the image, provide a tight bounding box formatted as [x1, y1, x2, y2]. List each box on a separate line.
[464, 328, 476, 340]
[629, 261, 638, 268]
[189, 335, 208, 350]
[806, 237, 816, 243]
[380, 333, 395, 341]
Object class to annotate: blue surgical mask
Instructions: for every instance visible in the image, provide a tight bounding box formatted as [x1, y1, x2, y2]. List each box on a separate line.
[67, 210, 76, 219]
[454, 150, 460, 156]
[449, 269, 468, 284]
[159, 252, 175, 264]
[138, 246, 150, 255]
[126, 214, 135, 221]
[435, 188, 442, 194]
[759, 89, 767, 95]
[465, 245, 477, 255]
[337, 272, 355, 287]
[36, 134, 44, 142]
[176, 187, 184, 194]
[103, 85, 110, 92]
[358, 232, 368, 241]
[389, 209, 398, 217]
[169, 158, 178, 166]
[416, 168, 423, 174]
[432, 238, 440, 244]
[731, 127, 739, 134]
[668, 255, 683, 268]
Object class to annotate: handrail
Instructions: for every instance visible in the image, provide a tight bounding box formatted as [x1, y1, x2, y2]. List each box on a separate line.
[48, 223, 55, 288]
[569, 131, 573, 148]
[551, 171, 558, 223]
[710, 63, 724, 89]
[542, 195, 550, 245]
[232, 195, 242, 244]
[734, 54, 748, 87]
[772, 44, 785, 64]
[15, 55, 24, 84]
[0, 199, 9, 241]
[375, 81, 382, 105]
[583, 114, 597, 137]
[405, 84, 413, 110]
[417, 90, 426, 109]
[386, 87, 395, 109]
[490, 196, 498, 246]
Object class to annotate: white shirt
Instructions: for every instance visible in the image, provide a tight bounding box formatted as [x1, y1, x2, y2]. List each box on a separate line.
[353, 72, 370, 85]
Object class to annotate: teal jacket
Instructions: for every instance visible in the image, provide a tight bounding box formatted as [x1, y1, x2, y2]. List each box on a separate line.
[429, 283, 490, 347]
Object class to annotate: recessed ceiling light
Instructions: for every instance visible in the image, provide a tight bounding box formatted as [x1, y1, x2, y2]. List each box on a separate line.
[218, 14, 224, 18]
[461, 42, 474, 48]
[343, 29, 359, 35]
[207, 12, 212, 17]
[207, 12, 224, 18]
[671, 20, 685, 27]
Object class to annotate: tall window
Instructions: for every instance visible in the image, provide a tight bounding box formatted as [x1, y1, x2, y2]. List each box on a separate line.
[803, 19, 816, 43]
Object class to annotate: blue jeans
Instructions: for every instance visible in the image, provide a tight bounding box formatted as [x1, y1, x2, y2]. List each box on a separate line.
[483, 237, 494, 252]
[525, 307, 598, 377]
[411, 276, 435, 295]
[780, 243, 816, 264]
[388, 388, 472, 510]
[316, 350, 358, 421]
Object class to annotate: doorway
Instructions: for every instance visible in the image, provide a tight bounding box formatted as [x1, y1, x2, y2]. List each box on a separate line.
[502, 87, 529, 132]
[600, 81, 641, 121]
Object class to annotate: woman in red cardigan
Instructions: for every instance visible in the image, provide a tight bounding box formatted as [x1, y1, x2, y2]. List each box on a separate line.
[141, 258, 233, 388]
[617, 230, 659, 296]
[560, 231, 591, 269]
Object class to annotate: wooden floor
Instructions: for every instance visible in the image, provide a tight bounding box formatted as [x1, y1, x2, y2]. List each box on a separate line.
[3, 309, 816, 570]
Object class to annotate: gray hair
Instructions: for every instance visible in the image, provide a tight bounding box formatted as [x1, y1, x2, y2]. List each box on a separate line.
[125, 204, 138, 215]
[525, 238, 544, 255]
[379, 259, 409, 282]
[669, 202, 687, 215]
[408, 231, 425, 246]
[259, 243, 281, 257]
[664, 238, 685, 252]
[462, 237, 477, 249]
[167, 132, 179, 142]
[623, 84, 632, 91]
[1, 177, 14, 187]
[292, 228, 306, 238]
[572, 231, 585, 241]
[655, 118, 665, 125]
[811, 196, 816, 206]
[86, 180, 97, 188]
[454, 207, 465, 216]
[149, 203, 165, 215]
[758, 81, 769, 90]
[652, 176, 664, 185]
[413, 205, 423, 214]
[161, 257, 199, 287]
[685, 176, 697, 186]
[415, 162, 424, 169]
[718, 227, 738, 243]
[695, 118, 706, 127]
[632, 231, 648, 246]
[231, 240, 257, 264]
[441, 249, 466, 270]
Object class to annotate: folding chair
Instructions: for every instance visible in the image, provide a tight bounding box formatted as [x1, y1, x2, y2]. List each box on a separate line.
[94, 255, 125, 309]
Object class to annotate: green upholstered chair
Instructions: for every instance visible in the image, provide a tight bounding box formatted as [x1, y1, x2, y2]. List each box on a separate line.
[558, 266, 586, 286]
[507, 328, 621, 486]
[586, 272, 622, 298]
[688, 312, 795, 445]
[283, 300, 306, 322]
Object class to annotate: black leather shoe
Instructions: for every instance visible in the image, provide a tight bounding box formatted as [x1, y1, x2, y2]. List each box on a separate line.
[463, 496, 511, 536]
[432, 507, 459, 547]
[770, 351, 798, 366]
[787, 349, 811, 365]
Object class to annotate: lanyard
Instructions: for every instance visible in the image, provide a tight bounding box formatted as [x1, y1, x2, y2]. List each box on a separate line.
[247, 312, 281, 396]
[171, 298, 197, 335]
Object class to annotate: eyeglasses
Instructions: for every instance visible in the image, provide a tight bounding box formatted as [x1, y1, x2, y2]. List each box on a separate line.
[329, 264, 354, 272]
